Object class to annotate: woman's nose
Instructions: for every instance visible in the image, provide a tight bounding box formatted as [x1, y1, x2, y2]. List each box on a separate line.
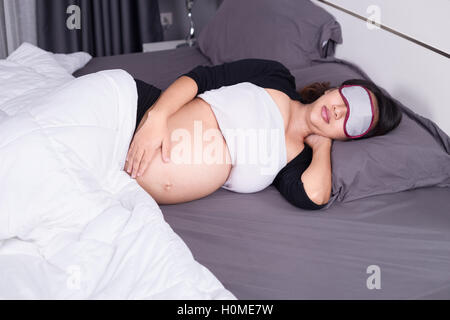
[333, 104, 347, 119]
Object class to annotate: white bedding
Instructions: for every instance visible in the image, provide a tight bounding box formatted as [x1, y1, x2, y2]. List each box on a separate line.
[0, 43, 236, 300]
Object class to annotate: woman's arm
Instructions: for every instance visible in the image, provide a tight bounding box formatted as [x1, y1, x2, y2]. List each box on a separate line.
[272, 141, 331, 210]
[180, 58, 296, 96]
[272, 137, 332, 210]
[141, 75, 198, 121]
[301, 140, 332, 205]
[272, 169, 328, 210]
[141, 58, 294, 122]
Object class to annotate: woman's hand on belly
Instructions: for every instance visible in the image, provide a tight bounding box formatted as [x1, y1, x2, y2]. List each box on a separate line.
[125, 110, 171, 179]
[136, 141, 231, 204]
[135, 97, 232, 204]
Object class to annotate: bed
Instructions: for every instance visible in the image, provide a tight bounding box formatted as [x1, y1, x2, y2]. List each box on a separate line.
[74, 45, 450, 299]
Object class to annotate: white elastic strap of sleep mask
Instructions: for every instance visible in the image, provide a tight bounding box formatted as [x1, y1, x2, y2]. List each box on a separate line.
[339, 85, 375, 138]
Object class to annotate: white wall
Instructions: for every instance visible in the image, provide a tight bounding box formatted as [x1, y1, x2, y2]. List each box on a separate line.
[312, 0, 450, 135]
[323, 0, 449, 53]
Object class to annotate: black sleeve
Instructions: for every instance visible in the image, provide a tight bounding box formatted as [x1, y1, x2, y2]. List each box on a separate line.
[134, 78, 162, 111]
[179, 58, 297, 98]
[134, 78, 162, 127]
[272, 145, 328, 210]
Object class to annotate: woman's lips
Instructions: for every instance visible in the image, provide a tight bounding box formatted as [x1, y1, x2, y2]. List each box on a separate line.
[322, 106, 329, 124]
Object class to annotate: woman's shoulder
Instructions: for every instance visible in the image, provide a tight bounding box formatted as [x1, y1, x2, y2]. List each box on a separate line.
[284, 143, 313, 169]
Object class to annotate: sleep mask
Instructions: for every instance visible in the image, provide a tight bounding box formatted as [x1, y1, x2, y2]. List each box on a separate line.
[338, 85, 375, 139]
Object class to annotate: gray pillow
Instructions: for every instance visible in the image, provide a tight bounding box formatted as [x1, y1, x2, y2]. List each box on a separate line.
[197, 0, 342, 70]
[287, 59, 450, 208]
[291, 58, 366, 89]
[328, 113, 450, 206]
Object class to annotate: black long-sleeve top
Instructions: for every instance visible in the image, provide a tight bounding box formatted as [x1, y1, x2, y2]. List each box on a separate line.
[135, 58, 328, 210]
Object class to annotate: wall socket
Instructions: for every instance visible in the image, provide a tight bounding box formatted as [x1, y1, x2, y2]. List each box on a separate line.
[160, 12, 173, 28]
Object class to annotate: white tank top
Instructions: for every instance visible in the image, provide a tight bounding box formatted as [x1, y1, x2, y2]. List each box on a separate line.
[197, 82, 287, 193]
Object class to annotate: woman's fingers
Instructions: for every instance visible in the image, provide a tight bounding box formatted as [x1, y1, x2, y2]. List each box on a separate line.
[131, 148, 145, 178]
[125, 142, 135, 173]
[161, 135, 171, 163]
[137, 150, 151, 177]
[125, 118, 170, 178]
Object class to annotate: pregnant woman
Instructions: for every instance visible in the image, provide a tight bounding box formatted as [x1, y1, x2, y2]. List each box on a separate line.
[125, 59, 402, 210]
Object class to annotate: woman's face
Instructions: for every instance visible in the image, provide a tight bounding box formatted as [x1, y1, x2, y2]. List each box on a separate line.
[310, 87, 379, 141]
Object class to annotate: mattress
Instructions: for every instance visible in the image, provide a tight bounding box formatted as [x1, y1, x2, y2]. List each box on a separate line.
[75, 45, 450, 299]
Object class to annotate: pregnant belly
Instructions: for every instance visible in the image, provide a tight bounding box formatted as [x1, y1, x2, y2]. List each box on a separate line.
[136, 97, 232, 204]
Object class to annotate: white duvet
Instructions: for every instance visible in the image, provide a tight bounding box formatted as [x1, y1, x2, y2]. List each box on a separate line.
[0, 43, 235, 299]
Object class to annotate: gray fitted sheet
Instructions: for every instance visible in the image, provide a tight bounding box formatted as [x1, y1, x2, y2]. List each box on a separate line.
[75, 46, 450, 300]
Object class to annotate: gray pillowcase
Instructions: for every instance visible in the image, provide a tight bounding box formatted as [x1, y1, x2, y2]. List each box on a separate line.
[289, 59, 450, 208]
[329, 114, 450, 205]
[197, 0, 342, 70]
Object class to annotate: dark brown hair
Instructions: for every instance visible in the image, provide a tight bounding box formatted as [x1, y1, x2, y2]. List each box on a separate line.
[299, 81, 331, 104]
[298, 79, 403, 140]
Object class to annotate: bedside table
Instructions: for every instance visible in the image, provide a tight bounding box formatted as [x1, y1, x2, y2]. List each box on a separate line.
[143, 39, 195, 53]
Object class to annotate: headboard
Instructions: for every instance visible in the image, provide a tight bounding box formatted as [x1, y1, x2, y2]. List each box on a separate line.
[312, 0, 450, 135]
